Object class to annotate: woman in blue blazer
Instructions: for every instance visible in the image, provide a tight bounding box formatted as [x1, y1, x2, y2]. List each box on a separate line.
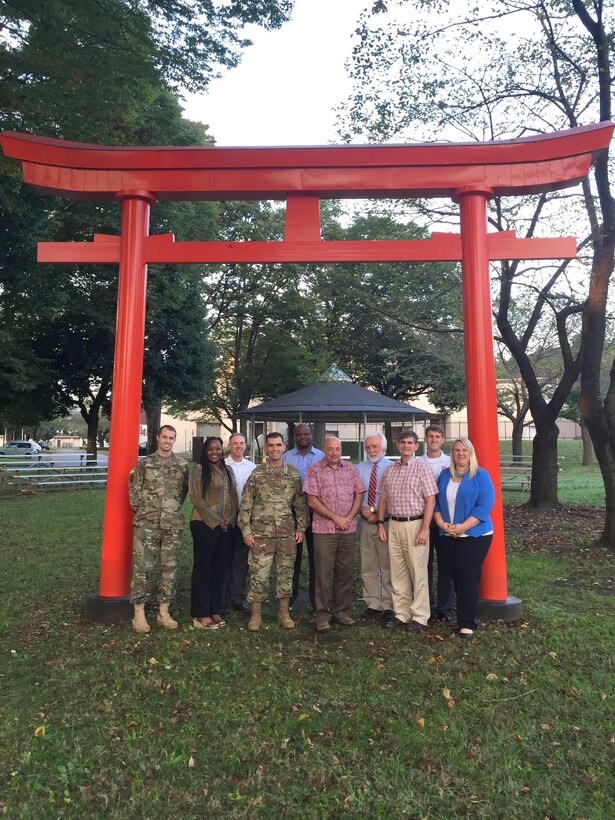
[433, 437, 495, 638]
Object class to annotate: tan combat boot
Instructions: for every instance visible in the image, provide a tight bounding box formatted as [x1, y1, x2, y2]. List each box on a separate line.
[132, 604, 150, 634]
[277, 597, 295, 629]
[247, 601, 262, 632]
[157, 603, 178, 630]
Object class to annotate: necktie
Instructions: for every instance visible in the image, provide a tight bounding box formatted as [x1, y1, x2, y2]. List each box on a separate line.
[368, 462, 378, 507]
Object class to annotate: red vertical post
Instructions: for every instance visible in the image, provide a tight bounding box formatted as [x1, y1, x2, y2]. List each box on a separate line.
[454, 186, 521, 618]
[86, 190, 156, 621]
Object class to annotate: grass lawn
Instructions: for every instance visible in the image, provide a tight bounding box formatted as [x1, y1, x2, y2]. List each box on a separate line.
[1, 470, 613, 817]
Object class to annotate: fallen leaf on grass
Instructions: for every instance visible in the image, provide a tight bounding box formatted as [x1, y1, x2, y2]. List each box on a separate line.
[298, 714, 309, 722]
[442, 688, 452, 700]
[188, 756, 195, 768]
[33, 726, 45, 737]
[518, 786, 530, 794]
[148, 657, 158, 665]
[486, 673, 498, 681]
[280, 738, 289, 749]
[547, 652, 557, 659]
[416, 717, 425, 728]
[447, 700, 455, 709]
[540, 724, 551, 731]
[599, 692, 607, 701]
[252, 796, 263, 805]
[513, 734, 523, 743]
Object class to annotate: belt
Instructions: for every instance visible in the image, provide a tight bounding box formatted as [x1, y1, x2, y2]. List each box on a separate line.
[390, 515, 423, 522]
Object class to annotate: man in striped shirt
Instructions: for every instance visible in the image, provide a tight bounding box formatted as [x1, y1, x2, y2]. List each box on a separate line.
[377, 429, 438, 632]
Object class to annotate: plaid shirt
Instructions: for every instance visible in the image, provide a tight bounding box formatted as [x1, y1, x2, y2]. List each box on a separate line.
[303, 459, 366, 534]
[379, 457, 438, 517]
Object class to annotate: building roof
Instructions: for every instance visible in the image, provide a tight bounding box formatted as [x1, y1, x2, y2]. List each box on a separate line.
[239, 380, 430, 423]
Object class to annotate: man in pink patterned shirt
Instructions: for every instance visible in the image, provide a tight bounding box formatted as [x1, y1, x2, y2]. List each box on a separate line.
[377, 428, 438, 632]
[303, 437, 365, 632]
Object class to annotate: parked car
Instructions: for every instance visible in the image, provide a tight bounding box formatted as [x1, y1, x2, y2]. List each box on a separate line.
[138, 442, 148, 456]
[0, 440, 41, 456]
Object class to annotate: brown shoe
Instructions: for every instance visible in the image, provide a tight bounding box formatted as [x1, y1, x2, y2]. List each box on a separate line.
[315, 620, 331, 632]
[333, 613, 354, 626]
[404, 619, 427, 632]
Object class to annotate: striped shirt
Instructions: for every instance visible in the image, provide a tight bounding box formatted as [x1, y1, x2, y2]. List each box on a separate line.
[379, 457, 438, 517]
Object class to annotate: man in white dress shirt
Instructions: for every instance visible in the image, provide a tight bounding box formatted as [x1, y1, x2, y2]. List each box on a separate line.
[223, 432, 257, 614]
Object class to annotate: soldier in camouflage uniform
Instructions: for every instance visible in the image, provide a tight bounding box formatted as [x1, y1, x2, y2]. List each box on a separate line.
[129, 425, 189, 633]
[238, 431, 308, 631]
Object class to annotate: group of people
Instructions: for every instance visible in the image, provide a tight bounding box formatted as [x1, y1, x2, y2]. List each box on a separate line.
[128, 423, 495, 639]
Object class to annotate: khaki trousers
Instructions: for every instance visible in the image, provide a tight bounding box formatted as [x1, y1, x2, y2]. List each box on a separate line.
[387, 519, 430, 625]
[358, 519, 393, 611]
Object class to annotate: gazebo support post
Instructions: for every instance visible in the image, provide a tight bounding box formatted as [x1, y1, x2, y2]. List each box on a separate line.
[85, 190, 156, 622]
[455, 186, 522, 622]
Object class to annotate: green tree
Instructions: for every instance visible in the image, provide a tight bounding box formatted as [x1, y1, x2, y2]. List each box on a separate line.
[340, 1, 614, 540]
[0, 0, 294, 450]
[315, 212, 466, 412]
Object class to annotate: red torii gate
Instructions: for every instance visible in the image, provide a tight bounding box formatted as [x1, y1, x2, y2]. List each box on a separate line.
[1, 122, 612, 623]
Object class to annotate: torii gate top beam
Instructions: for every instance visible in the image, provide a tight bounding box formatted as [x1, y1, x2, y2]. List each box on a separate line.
[1, 122, 612, 202]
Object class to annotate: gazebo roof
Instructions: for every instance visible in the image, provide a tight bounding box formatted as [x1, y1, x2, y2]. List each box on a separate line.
[239, 380, 430, 423]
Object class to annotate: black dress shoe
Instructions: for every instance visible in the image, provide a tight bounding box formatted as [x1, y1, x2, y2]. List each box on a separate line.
[232, 602, 251, 615]
[384, 617, 407, 630]
[404, 619, 427, 632]
[382, 609, 395, 622]
[361, 607, 382, 621]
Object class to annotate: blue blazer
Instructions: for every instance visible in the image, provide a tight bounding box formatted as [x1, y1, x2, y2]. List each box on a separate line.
[435, 467, 495, 537]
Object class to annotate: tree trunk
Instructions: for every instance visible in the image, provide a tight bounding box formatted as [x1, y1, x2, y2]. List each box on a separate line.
[314, 421, 326, 451]
[528, 422, 560, 508]
[145, 398, 161, 455]
[85, 411, 98, 463]
[511, 422, 524, 463]
[597, 451, 615, 547]
[384, 420, 393, 454]
[579, 420, 593, 466]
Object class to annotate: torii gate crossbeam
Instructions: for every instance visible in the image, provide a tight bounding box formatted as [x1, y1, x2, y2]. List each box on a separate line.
[2, 122, 612, 623]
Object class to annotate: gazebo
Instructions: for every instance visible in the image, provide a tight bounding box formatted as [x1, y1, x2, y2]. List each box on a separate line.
[239, 367, 430, 458]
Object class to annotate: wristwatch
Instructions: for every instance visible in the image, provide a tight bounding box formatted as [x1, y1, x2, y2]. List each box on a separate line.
[376, 519, 385, 525]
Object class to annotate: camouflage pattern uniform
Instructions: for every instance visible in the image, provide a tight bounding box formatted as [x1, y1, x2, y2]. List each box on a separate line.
[129, 452, 189, 605]
[238, 462, 308, 602]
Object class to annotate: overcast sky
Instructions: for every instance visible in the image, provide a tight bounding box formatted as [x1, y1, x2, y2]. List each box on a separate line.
[182, 0, 367, 146]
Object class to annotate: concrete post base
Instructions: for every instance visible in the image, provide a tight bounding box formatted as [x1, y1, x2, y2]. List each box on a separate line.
[477, 595, 523, 623]
[85, 593, 133, 623]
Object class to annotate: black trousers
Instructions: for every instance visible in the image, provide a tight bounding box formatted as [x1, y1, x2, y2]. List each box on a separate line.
[291, 523, 315, 609]
[221, 525, 249, 606]
[438, 534, 493, 630]
[428, 524, 455, 618]
[190, 520, 230, 618]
